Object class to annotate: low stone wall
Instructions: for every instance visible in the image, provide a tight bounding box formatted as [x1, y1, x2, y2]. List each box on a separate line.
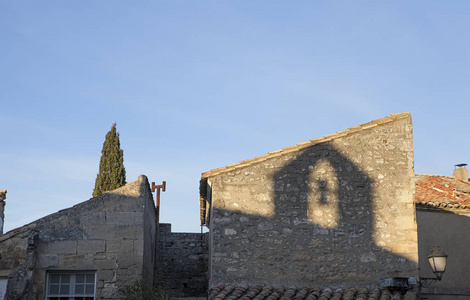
[156, 223, 208, 298]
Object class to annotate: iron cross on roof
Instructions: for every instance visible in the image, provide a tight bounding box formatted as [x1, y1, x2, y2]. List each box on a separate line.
[152, 181, 166, 208]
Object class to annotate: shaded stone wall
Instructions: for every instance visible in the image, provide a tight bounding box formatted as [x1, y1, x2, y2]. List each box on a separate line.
[0, 175, 156, 299]
[205, 113, 418, 288]
[143, 184, 157, 286]
[417, 207, 470, 299]
[156, 223, 208, 298]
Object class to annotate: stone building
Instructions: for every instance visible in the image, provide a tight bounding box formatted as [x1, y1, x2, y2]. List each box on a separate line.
[0, 175, 209, 300]
[200, 112, 419, 292]
[4, 111, 468, 300]
[415, 168, 470, 300]
[0, 175, 157, 299]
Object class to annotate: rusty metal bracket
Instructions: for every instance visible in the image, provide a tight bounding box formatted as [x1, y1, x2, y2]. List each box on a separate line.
[152, 181, 166, 208]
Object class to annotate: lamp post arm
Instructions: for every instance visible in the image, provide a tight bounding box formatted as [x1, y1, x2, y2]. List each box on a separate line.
[419, 277, 440, 287]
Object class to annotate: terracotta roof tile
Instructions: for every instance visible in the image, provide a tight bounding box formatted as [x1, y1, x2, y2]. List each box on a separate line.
[209, 286, 407, 300]
[415, 174, 470, 209]
[201, 112, 411, 179]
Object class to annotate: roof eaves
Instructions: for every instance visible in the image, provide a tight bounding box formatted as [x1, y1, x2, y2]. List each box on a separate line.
[415, 201, 470, 210]
[0, 223, 37, 241]
[208, 285, 404, 300]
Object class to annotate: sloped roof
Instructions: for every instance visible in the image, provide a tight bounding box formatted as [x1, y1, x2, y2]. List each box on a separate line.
[209, 285, 407, 300]
[415, 174, 470, 210]
[201, 112, 411, 179]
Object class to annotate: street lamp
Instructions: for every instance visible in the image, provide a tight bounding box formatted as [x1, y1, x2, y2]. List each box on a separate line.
[420, 246, 448, 287]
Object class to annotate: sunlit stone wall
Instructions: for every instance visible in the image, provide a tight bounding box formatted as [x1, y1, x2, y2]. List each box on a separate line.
[205, 113, 418, 287]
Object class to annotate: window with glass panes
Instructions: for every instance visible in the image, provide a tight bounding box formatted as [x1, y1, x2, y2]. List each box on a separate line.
[46, 272, 96, 300]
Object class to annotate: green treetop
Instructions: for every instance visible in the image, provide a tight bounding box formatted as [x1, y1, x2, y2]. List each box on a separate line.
[93, 123, 127, 197]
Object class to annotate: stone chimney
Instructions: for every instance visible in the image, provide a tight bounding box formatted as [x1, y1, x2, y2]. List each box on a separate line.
[0, 190, 6, 235]
[453, 164, 469, 181]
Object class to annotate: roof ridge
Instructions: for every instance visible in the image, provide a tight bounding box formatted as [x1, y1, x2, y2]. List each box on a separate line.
[416, 174, 470, 183]
[202, 112, 410, 178]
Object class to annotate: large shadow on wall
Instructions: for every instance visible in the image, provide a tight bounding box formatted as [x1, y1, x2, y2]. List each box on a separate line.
[211, 143, 416, 287]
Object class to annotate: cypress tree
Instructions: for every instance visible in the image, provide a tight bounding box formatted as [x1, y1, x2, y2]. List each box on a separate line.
[92, 123, 126, 197]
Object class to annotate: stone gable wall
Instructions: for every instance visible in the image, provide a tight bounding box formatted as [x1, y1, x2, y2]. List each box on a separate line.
[1, 175, 156, 299]
[206, 115, 418, 287]
[156, 223, 208, 298]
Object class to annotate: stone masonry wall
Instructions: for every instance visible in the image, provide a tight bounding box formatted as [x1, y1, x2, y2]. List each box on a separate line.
[0, 175, 156, 299]
[205, 113, 418, 288]
[156, 223, 208, 298]
[143, 183, 158, 286]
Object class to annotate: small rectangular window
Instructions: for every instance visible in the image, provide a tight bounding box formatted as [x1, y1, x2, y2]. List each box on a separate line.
[46, 272, 96, 300]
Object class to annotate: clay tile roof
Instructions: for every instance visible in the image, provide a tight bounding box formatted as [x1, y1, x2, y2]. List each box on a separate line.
[209, 286, 407, 300]
[201, 112, 410, 179]
[415, 174, 470, 209]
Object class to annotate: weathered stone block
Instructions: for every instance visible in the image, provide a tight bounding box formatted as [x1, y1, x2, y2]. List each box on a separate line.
[106, 239, 133, 253]
[58, 254, 86, 268]
[225, 228, 237, 235]
[77, 239, 106, 254]
[112, 198, 143, 212]
[117, 253, 141, 268]
[38, 254, 58, 268]
[99, 269, 115, 281]
[80, 212, 106, 225]
[106, 212, 139, 225]
[94, 258, 117, 270]
[97, 280, 104, 288]
[133, 240, 144, 254]
[43, 240, 77, 254]
[114, 224, 138, 239]
[5, 268, 29, 300]
[85, 224, 115, 240]
[101, 283, 120, 299]
[75, 255, 95, 269]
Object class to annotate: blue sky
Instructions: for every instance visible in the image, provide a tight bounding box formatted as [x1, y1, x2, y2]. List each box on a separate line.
[2, 1, 470, 232]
